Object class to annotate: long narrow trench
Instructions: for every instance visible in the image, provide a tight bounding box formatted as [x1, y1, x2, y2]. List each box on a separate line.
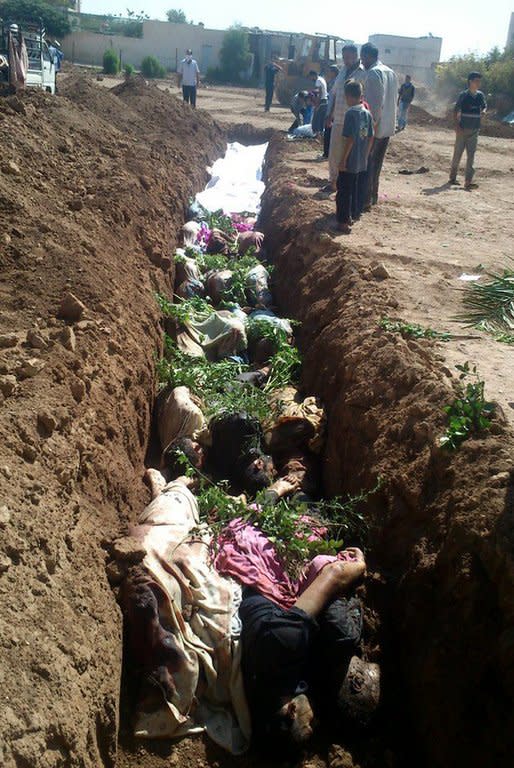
[114, 140, 394, 768]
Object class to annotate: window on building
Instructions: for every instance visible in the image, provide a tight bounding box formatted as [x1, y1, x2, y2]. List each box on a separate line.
[385, 48, 391, 54]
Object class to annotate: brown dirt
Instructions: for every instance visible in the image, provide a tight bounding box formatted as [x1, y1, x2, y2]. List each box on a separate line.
[259, 133, 514, 768]
[2, 76, 514, 768]
[0, 75, 225, 768]
[409, 103, 514, 139]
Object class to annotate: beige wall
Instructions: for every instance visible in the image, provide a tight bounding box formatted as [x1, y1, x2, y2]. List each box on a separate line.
[368, 34, 442, 85]
[62, 20, 225, 72]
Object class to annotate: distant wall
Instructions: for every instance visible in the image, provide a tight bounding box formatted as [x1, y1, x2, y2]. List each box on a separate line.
[62, 20, 225, 72]
[368, 34, 442, 85]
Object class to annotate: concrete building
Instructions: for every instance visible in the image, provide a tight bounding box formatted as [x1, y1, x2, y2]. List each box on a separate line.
[507, 12, 514, 50]
[62, 20, 225, 73]
[368, 33, 442, 85]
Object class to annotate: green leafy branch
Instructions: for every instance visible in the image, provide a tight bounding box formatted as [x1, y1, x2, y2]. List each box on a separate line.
[440, 362, 495, 450]
[380, 317, 450, 341]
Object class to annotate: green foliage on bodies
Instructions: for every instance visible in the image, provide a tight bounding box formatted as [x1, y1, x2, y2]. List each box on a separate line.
[141, 55, 166, 79]
[103, 48, 120, 75]
[440, 363, 495, 450]
[380, 317, 451, 341]
[193, 477, 376, 577]
[0, 0, 71, 37]
[156, 336, 271, 422]
[157, 293, 213, 325]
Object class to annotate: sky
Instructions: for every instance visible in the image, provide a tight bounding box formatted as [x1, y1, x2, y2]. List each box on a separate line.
[81, 1, 513, 60]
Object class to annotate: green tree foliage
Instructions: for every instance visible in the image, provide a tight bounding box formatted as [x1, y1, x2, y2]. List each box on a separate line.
[166, 8, 187, 23]
[0, 0, 71, 37]
[141, 54, 166, 78]
[103, 48, 120, 75]
[436, 47, 514, 111]
[219, 26, 251, 82]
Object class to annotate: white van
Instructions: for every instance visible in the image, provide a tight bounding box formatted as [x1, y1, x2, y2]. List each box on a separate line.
[25, 28, 56, 94]
[0, 21, 56, 94]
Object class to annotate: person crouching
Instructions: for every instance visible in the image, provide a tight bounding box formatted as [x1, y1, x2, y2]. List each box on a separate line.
[335, 81, 374, 234]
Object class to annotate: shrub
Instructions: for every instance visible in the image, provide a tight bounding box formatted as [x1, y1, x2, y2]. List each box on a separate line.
[219, 26, 251, 83]
[123, 21, 143, 38]
[204, 66, 225, 83]
[141, 55, 166, 79]
[124, 63, 135, 78]
[436, 47, 514, 112]
[103, 49, 120, 75]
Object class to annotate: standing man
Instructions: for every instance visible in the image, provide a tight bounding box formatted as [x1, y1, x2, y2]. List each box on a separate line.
[360, 42, 398, 208]
[48, 40, 63, 78]
[178, 48, 200, 108]
[308, 69, 328, 135]
[264, 58, 283, 112]
[321, 64, 340, 158]
[449, 72, 487, 190]
[397, 74, 415, 131]
[322, 45, 366, 193]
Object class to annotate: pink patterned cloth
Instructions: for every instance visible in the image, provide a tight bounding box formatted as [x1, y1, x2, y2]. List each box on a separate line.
[213, 518, 358, 609]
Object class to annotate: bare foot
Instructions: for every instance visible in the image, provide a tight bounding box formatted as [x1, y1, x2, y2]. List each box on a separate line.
[145, 468, 167, 499]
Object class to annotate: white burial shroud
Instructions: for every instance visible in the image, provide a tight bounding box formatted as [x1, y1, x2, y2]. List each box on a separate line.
[195, 142, 268, 215]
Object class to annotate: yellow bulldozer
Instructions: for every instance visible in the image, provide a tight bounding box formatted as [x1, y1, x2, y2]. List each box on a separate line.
[275, 33, 349, 106]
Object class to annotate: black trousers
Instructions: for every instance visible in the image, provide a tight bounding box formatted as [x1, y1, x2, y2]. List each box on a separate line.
[182, 85, 197, 107]
[264, 85, 274, 111]
[366, 136, 390, 206]
[336, 171, 368, 223]
[312, 100, 328, 134]
[323, 125, 332, 157]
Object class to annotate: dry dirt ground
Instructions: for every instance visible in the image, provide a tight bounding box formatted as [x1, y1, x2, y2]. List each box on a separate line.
[1, 75, 514, 768]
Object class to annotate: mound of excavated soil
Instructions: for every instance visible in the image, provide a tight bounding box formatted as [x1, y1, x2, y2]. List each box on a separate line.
[409, 103, 514, 139]
[0, 76, 224, 768]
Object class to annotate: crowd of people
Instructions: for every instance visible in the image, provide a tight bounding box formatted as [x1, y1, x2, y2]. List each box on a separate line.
[265, 43, 487, 228]
[116, 194, 379, 757]
[282, 43, 402, 232]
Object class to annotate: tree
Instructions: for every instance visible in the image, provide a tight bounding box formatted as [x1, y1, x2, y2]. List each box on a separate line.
[166, 8, 187, 23]
[436, 47, 514, 114]
[219, 26, 251, 82]
[0, 0, 71, 36]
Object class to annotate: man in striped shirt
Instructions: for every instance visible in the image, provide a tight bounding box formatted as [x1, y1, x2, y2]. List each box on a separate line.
[449, 72, 487, 190]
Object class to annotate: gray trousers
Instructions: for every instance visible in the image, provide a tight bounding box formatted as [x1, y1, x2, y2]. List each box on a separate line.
[450, 129, 479, 183]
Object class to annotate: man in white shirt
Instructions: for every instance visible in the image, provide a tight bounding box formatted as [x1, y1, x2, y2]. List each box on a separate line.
[360, 43, 398, 208]
[309, 69, 329, 135]
[323, 44, 367, 192]
[178, 48, 200, 108]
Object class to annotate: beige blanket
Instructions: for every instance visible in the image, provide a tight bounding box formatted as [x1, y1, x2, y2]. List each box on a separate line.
[129, 481, 250, 753]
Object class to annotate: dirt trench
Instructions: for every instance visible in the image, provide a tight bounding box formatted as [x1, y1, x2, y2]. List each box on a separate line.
[256, 135, 514, 768]
[119, 135, 513, 768]
[2, 78, 513, 768]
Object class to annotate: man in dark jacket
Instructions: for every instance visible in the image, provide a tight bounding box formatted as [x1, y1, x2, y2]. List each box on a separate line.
[449, 71, 487, 190]
[397, 74, 415, 130]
